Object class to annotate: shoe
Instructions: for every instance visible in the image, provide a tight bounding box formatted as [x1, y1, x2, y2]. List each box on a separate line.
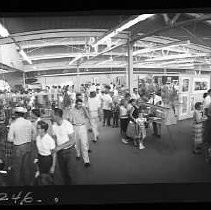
[92, 140, 97, 143]
[88, 149, 92, 153]
[76, 156, 81, 160]
[84, 163, 91, 167]
[122, 139, 128, 144]
[139, 144, 145, 150]
[157, 134, 161, 138]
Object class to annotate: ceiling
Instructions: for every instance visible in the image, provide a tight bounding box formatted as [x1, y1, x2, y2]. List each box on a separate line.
[0, 13, 211, 77]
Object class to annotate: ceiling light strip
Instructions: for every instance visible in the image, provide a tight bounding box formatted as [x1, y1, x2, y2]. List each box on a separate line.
[91, 14, 155, 48]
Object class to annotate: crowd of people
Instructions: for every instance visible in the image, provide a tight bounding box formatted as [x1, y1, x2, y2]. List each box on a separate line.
[0, 81, 211, 186]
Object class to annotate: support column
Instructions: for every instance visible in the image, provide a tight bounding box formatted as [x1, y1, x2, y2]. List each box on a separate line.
[127, 39, 133, 95]
[76, 64, 80, 92]
[23, 72, 26, 89]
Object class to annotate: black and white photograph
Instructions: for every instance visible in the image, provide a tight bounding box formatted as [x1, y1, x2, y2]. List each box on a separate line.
[1, 10, 211, 205]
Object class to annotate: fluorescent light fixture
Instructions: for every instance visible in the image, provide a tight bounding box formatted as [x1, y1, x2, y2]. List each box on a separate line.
[0, 23, 9, 37]
[19, 49, 32, 64]
[68, 55, 82, 65]
[145, 53, 209, 62]
[92, 14, 155, 47]
[68, 52, 98, 65]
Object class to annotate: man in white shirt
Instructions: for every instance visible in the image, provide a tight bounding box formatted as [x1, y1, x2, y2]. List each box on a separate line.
[87, 91, 102, 142]
[8, 107, 36, 186]
[204, 89, 211, 116]
[51, 108, 75, 185]
[147, 92, 162, 137]
[148, 92, 162, 106]
[131, 88, 140, 101]
[102, 89, 113, 126]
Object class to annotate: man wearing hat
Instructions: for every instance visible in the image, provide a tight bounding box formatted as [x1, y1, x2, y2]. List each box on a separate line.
[7, 106, 36, 186]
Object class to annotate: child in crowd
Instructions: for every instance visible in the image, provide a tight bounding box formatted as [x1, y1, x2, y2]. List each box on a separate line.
[112, 100, 120, 128]
[193, 102, 207, 154]
[134, 112, 147, 150]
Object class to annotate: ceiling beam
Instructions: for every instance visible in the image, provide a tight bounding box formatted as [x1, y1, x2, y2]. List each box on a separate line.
[0, 29, 129, 46]
[133, 40, 190, 56]
[131, 14, 211, 44]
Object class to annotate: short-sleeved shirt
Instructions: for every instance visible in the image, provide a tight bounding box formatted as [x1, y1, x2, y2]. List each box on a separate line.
[71, 107, 88, 125]
[36, 133, 56, 156]
[87, 97, 100, 118]
[8, 117, 35, 145]
[102, 94, 112, 110]
[52, 119, 74, 146]
[120, 105, 128, 119]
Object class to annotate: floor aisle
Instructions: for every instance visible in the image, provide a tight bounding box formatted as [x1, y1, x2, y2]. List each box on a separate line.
[54, 119, 211, 185]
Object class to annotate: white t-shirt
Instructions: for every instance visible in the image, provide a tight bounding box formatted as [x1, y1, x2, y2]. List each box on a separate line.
[87, 97, 101, 118]
[36, 133, 56, 156]
[148, 95, 162, 105]
[120, 105, 128, 118]
[102, 94, 112, 110]
[52, 119, 74, 146]
[113, 89, 118, 96]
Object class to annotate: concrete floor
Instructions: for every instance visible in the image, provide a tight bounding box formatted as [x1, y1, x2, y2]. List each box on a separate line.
[53, 119, 211, 185]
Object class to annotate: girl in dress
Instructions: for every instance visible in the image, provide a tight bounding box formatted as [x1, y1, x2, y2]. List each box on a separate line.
[135, 112, 147, 150]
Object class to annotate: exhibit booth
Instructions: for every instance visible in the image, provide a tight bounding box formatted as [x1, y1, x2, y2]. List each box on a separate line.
[138, 73, 211, 121]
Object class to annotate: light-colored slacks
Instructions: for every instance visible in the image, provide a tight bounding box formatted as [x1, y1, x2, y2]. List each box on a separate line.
[74, 125, 90, 163]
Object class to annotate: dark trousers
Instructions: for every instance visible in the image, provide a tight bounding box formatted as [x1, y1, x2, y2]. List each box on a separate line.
[103, 109, 112, 126]
[12, 143, 32, 186]
[38, 154, 53, 174]
[56, 148, 72, 185]
[120, 118, 129, 133]
[113, 112, 119, 126]
[152, 122, 158, 135]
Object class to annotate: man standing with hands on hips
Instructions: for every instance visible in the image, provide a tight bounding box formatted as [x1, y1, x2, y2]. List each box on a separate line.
[51, 108, 75, 185]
